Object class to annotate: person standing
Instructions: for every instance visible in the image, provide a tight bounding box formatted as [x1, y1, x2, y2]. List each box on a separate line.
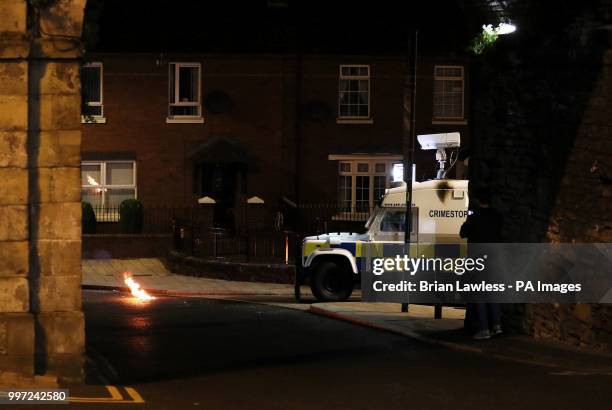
[460, 187, 503, 340]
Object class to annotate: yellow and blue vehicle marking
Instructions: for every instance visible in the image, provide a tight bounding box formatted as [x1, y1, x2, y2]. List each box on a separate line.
[305, 239, 467, 274]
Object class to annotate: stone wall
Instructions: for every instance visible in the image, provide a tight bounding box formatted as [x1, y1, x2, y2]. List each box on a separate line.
[0, 0, 33, 376]
[469, 2, 612, 349]
[0, 0, 86, 381]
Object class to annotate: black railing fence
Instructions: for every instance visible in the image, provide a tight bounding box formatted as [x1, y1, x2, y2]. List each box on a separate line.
[88, 203, 375, 264]
[295, 203, 372, 235]
[175, 228, 300, 264]
[89, 205, 209, 235]
[174, 203, 373, 263]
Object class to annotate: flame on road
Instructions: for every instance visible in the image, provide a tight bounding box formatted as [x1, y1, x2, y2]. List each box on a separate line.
[123, 272, 155, 301]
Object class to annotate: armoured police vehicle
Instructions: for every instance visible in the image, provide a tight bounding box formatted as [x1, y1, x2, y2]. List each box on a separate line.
[297, 133, 469, 301]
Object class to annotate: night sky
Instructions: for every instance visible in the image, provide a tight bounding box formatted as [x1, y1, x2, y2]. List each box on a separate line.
[84, 0, 492, 54]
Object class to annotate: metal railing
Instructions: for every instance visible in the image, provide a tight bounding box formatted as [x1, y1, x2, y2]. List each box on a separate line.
[296, 203, 373, 234]
[173, 203, 375, 264]
[87, 205, 207, 235]
[86, 203, 375, 263]
[174, 227, 298, 264]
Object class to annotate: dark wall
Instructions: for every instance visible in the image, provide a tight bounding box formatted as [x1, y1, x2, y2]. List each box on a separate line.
[469, 1, 612, 242]
[469, 1, 612, 348]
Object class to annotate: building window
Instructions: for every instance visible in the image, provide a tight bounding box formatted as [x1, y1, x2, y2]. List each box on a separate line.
[81, 62, 105, 123]
[338, 65, 370, 120]
[335, 157, 397, 215]
[433, 65, 464, 120]
[81, 161, 137, 221]
[167, 62, 203, 123]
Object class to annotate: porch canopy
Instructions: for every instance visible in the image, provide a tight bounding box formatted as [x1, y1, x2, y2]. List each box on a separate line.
[188, 135, 249, 164]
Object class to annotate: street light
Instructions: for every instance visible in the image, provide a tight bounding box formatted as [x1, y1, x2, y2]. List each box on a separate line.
[496, 22, 517, 35]
[483, 22, 517, 36]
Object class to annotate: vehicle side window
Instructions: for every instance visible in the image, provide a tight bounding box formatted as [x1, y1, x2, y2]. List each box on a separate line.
[380, 211, 405, 232]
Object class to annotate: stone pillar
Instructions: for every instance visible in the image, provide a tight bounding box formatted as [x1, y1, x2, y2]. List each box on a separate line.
[0, 0, 34, 376]
[197, 196, 216, 230]
[246, 196, 267, 232]
[0, 0, 87, 382]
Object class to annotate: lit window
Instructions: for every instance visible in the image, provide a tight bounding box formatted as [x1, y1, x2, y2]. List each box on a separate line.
[336, 157, 396, 214]
[338, 65, 370, 119]
[168, 62, 202, 122]
[81, 62, 105, 123]
[433, 65, 464, 119]
[81, 161, 137, 221]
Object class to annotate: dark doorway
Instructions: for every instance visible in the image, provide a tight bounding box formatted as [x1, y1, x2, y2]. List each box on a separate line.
[200, 163, 246, 229]
[189, 136, 249, 230]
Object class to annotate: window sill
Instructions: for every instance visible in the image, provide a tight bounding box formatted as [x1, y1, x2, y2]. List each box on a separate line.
[432, 119, 468, 125]
[336, 118, 374, 125]
[81, 116, 107, 124]
[166, 117, 205, 124]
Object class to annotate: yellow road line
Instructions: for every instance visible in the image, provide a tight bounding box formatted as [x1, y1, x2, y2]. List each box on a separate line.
[69, 385, 123, 402]
[124, 387, 145, 403]
[70, 399, 144, 403]
[69, 385, 145, 404]
[107, 386, 123, 400]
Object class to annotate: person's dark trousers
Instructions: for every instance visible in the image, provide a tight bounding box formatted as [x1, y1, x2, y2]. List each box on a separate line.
[464, 303, 479, 333]
[475, 303, 501, 332]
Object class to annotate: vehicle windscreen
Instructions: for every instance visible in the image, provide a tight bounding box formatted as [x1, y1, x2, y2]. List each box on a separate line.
[378, 209, 406, 232]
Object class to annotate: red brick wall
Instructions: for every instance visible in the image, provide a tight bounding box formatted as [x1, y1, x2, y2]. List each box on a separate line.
[298, 56, 471, 202]
[82, 54, 288, 206]
[82, 53, 470, 208]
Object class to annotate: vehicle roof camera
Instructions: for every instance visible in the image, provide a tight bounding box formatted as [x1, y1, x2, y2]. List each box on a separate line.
[417, 132, 461, 179]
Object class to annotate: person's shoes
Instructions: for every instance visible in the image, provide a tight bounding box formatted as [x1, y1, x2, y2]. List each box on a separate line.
[491, 325, 503, 336]
[473, 329, 491, 340]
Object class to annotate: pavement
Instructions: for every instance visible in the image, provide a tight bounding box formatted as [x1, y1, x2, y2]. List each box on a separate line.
[311, 302, 612, 375]
[83, 258, 612, 376]
[82, 258, 298, 296]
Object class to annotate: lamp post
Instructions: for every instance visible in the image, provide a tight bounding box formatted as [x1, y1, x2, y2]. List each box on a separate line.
[401, 30, 418, 313]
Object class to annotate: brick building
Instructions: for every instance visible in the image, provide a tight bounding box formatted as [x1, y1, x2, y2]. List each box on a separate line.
[80, 51, 471, 228]
[77, 0, 483, 230]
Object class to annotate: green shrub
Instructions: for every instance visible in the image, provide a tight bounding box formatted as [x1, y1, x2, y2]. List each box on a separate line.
[119, 199, 143, 233]
[82, 201, 97, 234]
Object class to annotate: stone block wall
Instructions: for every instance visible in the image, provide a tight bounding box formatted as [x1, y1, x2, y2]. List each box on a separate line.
[469, 2, 612, 349]
[0, 0, 86, 381]
[0, 0, 34, 377]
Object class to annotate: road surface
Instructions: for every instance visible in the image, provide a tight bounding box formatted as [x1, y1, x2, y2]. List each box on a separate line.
[28, 290, 612, 409]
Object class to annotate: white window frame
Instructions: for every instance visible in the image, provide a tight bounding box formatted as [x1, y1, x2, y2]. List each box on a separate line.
[167, 62, 204, 124]
[329, 154, 402, 219]
[81, 62, 106, 124]
[433, 65, 465, 121]
[337, 64, 372, 123]
[81, 160, 137, 221]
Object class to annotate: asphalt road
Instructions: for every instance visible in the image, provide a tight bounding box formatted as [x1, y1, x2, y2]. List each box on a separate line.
[54, 291, 612, 409]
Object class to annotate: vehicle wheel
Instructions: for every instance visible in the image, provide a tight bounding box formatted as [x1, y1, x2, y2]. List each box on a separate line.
[310, 261, 354, 302]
